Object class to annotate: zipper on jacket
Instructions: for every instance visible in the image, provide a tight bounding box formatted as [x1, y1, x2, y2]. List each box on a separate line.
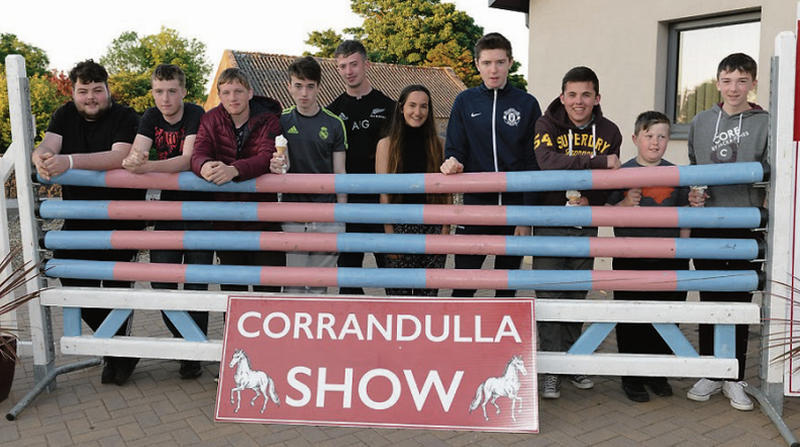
[492, 89, 501, 205]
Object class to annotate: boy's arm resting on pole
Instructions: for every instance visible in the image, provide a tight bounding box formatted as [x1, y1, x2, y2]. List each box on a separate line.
[31, 132, 63, 180]
[121, 134, 152, 172]
[70, 142, 132, 171]
[230, 117, 279, 181]
[533, 126, 614, 170]
[37, 138, 132, 178]
[128, 135, 196, 174]
[441, 96, 467, 175]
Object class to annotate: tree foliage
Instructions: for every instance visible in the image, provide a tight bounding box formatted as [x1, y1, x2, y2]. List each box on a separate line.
[306, 0, 527, 89]
[99, 27, 211, 112]
[0, 35, 68, 151]
[0, 33, 49, 77]
[0, 72, 70, 151]
[304, 29, 344, 58]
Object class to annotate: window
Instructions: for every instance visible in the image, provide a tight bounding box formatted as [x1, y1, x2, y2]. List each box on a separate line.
[666, 11, 760, 138]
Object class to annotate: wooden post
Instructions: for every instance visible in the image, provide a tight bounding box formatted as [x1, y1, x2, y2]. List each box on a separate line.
[5, 55, 55, 384]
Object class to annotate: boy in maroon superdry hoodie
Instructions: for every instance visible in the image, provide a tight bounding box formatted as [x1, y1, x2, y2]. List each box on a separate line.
[532, 66, 621, 400]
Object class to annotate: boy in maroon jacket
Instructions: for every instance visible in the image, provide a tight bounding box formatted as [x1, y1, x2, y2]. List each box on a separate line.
[191, 68, 284, 292]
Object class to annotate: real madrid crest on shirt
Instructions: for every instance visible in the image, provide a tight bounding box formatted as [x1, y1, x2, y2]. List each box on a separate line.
[319, 126, 329, 140]
[503, 107, 521, 126]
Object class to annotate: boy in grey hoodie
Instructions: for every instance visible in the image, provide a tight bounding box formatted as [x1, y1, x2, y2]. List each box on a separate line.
[685, 53, 768, 412]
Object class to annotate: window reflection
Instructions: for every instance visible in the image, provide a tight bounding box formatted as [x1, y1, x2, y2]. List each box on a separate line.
[675, 21, 760, 124]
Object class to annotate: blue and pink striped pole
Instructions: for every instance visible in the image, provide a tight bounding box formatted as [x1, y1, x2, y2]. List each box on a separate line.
[44, 259, 759, 292]
[41, 162, 765, 194]
[43, 230, 761, 260]
[38, 200, 764, 228]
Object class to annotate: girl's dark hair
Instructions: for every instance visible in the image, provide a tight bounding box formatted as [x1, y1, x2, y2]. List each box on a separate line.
[384, 84, 450, 205]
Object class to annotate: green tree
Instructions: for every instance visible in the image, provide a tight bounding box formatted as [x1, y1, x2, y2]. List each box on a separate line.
[0, 72, 69, 151]
[99, 27, 212, 112]
[0, 35, 68, 152]
[306, 0, 526, 89]
[0, 33, 49, 77]
[304, 29, 344, 58]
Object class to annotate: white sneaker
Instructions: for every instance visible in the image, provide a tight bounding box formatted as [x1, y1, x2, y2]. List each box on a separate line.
[722, 381, 754, 411]
[686, 378, 722, 401]
[569, 375, 594, 390]
[542, 374, 561, 399]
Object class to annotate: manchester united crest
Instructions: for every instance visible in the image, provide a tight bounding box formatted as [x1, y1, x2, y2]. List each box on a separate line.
[503, 108, 521, 127]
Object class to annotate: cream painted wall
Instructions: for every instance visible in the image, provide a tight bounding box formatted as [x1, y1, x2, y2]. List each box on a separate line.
[526, 0, 796, 164]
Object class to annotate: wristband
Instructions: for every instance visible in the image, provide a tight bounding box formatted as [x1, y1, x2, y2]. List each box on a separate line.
[67, 154, 74, 169]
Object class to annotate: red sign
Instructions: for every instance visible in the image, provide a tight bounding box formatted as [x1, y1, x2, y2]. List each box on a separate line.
[215, 296, 537, 432]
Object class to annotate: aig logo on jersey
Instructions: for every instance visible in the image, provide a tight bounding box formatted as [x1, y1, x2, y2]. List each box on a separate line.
[319, 126, 329, 141]
[503, 108, 521, 127]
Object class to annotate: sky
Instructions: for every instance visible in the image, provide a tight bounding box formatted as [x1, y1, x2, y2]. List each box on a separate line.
[3, 0, 531, 89]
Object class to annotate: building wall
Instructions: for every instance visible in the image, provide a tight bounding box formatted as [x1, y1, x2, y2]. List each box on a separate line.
[526, 0, 796, 164]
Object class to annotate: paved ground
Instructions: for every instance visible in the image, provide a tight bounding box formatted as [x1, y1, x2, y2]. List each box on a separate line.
[1, 282, 799, 446]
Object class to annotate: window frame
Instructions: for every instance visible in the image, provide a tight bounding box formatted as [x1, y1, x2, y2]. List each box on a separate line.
[666, 10, 761, 139]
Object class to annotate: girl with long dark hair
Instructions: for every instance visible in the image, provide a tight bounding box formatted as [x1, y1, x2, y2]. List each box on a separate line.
[375, 84, 450, 296]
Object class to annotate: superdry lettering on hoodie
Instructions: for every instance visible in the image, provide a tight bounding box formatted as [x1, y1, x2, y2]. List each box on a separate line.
[533, 97, 622, 206]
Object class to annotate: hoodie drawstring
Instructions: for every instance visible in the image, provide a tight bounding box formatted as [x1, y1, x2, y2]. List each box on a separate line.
[568, 125, 597, 157]
[713, 109, 745, 145]
[713, 110, 722, 146]
[568, 129, 573, 156]
[737, 113, 743, 143]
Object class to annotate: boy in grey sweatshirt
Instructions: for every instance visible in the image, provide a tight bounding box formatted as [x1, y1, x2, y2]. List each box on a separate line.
[685, 53, 768, 412]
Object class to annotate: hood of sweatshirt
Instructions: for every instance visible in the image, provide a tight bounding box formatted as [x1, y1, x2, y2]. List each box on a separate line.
[704, 102, 768, 148]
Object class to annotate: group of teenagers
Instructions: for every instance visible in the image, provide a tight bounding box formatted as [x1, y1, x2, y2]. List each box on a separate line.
[30, 31, 766, 412]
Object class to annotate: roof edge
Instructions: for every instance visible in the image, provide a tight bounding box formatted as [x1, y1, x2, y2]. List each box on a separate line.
[488, 0, 529, 13]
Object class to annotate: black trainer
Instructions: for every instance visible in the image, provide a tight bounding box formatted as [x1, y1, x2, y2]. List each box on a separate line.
[646, 378, 673, 397]
[114, 357, 139, 386]
[179, 361, 202, 379]
[621, 380, 650, 402]
[100, 357, 116, 384]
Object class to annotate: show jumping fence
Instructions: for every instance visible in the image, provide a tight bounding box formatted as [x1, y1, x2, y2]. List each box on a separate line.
[2, 38, 797, 438]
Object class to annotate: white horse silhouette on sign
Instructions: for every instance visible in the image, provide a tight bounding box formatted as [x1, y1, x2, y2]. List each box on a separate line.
[228, 348, 280, 413]
[468, 355, 527, 422]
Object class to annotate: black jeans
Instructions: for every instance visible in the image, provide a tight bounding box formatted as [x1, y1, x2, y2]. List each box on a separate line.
[150, 221, 214, 338]
[613, 257, 688, 385]
[692, 228, 760, 381]
[337, 222, 387, 295]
